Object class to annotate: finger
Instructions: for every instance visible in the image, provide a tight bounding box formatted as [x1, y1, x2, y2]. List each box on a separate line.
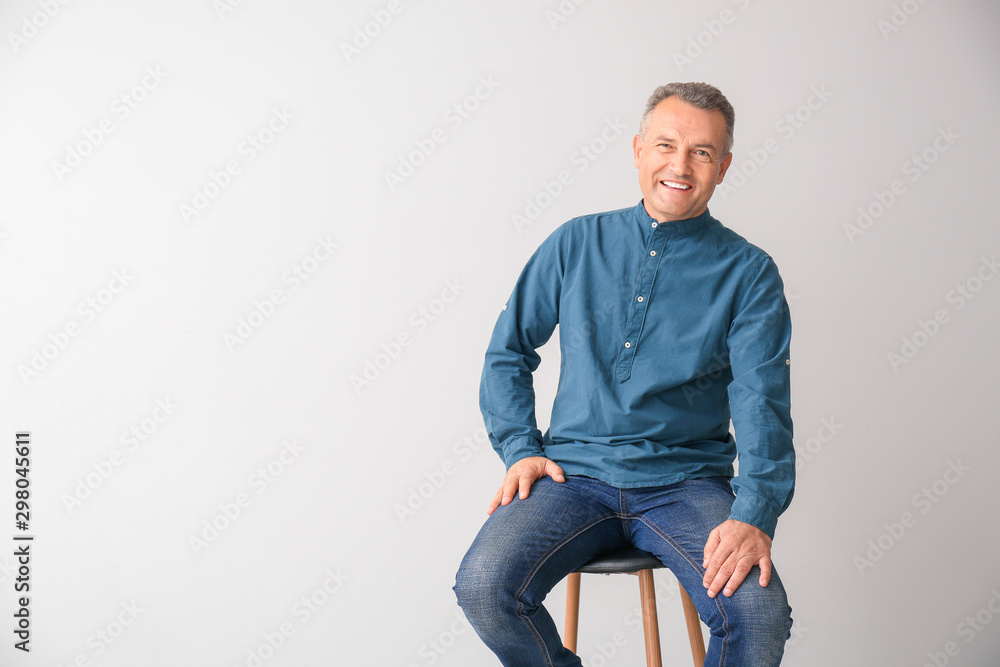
[501, 474, 519, 506]
[518, 472, 535, 500]
[720, 556, 755, 597]
[702, 547, 727, 591]
[705, 553, 741, 598]
[702, 529, 721, 570]
[486, 486, 503, 515]
[758, 555, 772, 588]
[546, 460, 566, 482]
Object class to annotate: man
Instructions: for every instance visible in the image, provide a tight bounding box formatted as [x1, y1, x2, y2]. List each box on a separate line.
[454, 82, 794, 666]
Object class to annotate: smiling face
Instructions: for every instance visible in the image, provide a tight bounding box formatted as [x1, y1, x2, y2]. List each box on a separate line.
[633, 96, 733, 222]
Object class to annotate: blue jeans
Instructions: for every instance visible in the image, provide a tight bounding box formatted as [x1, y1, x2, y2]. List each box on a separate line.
[453, 475, 792, 666]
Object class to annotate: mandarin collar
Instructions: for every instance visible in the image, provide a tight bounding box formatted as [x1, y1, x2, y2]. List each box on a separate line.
[633, 200, 714, 237]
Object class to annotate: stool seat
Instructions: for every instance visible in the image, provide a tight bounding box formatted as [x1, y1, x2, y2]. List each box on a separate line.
[564, 546, 706, 666]
[575, 547, 664, 574]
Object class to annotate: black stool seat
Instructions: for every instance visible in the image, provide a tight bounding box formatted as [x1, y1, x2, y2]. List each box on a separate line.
[564, 546, 706, 666]
[575, 547, 664, 575]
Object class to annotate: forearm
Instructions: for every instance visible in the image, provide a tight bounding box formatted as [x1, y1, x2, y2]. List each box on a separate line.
[726, 254, 794, 539]
[478, 226, 565, 468]
[480, 349, 546, 467]
[728, 446, 794, 539]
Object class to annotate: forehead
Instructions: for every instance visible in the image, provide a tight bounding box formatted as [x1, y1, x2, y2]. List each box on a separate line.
[646, 97, 727, 148]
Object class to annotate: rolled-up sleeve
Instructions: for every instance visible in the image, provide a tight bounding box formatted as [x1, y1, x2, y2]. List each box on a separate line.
[725, 254, 794, 539]
[479, 227, 566, 468]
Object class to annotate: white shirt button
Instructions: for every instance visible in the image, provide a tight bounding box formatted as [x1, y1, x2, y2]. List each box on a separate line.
[637, 296, 644, 302]
[650, 250, 656, 257]
[624, 341, 631, 348]
[651, 222, 658, 228]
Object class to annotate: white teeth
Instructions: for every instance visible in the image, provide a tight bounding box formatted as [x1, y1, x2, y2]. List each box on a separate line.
[661, 180, 691, 190]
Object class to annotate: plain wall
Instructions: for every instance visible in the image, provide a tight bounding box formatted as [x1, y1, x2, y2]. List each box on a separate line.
[1, 0, 998, 665]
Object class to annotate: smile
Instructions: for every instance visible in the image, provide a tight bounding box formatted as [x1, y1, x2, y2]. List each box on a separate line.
[660, 180, 691, 190]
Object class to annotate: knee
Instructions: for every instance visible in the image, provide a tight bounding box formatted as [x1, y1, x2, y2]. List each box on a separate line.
[750, 591, 793, 641]
[725, 575, 792, 642]
[454, 548, 515, 619]
[453, 561, 486, 610]
[453, 561, 512, 636]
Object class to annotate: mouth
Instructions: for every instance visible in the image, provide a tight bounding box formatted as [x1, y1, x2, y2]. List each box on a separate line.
[659, 179, 692, 191]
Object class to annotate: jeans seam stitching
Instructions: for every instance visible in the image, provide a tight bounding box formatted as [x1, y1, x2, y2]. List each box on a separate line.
[619, 490, 628, 533]
[514, 609, 552, 667]
[636, 515, 732, 666]
[514, 513, 619, 666]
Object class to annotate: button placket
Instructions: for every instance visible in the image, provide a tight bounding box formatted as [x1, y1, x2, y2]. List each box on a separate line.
[615, 229, 669, 382]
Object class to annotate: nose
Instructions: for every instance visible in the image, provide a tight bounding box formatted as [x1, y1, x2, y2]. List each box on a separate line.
[668, 149, 691, 177]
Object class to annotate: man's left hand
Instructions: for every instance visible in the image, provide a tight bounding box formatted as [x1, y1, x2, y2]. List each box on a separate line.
[701, 519, 772, 598]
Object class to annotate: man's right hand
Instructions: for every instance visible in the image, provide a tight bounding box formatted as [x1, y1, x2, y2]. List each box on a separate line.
[486, 456, 566, 515]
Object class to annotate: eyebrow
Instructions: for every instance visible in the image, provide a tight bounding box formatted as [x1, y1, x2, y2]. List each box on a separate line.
[650, 135, 718, 152]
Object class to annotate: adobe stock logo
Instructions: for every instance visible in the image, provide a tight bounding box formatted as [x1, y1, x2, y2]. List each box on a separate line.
[716, 85, 833, 201]
[351, 278, 466, 394]
[224, 235, 339, 351]
[672, 0, 752, 72]
[844, 127, 959, 244]
[189, 440, 305, 556]
[340, 0, 408, 63]
[877, 0, 933, 40]
[511, 117, 627, 234]
[179, 107, 295, 224]
[394, 427, 490, 524]
[233, 566, 349, 667]
[51, 66, 168, 182]
[55, 601, 144, 666]
[384, 76, 501, 192]
[17, 268, 135, 385]
[795, 417, 843, 473]
[921, 588, 1000, 667]
[853, 459, 970, 576]
[7, 0, 72, 53]
[404, 611, 475, 667]
[887, 254, 998, 372]
[61, 398, 178, 513]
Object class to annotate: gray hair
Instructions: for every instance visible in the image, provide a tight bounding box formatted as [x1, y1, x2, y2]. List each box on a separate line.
[639, 82, 735, 156]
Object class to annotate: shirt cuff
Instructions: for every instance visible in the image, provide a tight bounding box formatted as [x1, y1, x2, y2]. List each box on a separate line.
[501, 436, 546, 468]
[728, 491, 780, 539]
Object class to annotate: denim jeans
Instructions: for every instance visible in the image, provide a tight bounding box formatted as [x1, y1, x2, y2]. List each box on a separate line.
[453, 475, 792, 666]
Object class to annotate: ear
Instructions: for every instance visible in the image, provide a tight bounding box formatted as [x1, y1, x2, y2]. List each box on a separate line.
[716, 152, 733, 184]
[633, 134, 643, 168]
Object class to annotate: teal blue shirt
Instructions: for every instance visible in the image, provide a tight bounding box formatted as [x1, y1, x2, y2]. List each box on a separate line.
[479, 201, 794, 537]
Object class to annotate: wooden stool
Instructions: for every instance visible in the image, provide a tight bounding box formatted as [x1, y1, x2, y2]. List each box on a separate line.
[564, 547, 706, 667]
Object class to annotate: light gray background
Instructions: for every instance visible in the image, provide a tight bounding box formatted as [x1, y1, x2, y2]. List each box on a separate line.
[2, 0, 999, 665]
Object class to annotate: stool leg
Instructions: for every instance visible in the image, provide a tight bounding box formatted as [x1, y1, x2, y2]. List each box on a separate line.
[637, 569, 663, 667]
[678, 583, 706, 666]
[564, 572, 581, 653]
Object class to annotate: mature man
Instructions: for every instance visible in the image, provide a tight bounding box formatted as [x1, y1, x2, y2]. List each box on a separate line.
[454, 82, 794, 666]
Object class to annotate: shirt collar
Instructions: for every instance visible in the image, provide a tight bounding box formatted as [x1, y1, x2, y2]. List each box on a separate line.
[632, 199, 714, 238]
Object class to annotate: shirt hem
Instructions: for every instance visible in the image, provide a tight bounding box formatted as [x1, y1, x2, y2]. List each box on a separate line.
[560, 466, 733, 490]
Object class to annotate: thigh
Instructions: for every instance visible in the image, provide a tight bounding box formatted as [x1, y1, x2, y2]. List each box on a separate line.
[629, 476, 736, 574]
[456, 475, 627, 602]
[629, 477, 789, 624]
